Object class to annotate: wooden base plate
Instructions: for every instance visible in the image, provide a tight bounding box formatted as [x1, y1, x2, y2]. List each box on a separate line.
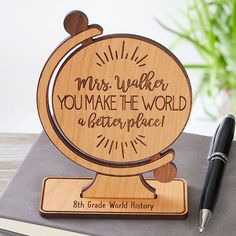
[40, 177, 188, 219]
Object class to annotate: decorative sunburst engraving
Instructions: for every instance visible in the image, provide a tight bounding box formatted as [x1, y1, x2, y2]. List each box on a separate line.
[96, 41, 148, 68]
[96, 134, 147, 159]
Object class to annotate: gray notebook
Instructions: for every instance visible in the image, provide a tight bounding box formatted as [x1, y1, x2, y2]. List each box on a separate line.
[0, 132, 236, 236]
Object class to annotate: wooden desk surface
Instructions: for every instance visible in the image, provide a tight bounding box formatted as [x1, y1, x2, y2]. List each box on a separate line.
[0, 133, 39, 195]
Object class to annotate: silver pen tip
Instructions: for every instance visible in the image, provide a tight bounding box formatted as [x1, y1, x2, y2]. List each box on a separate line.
[198, 209, 212, 233]
[199, 227, 204, 233]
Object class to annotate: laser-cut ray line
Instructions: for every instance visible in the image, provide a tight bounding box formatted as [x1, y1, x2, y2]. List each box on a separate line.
[121, 41, 125, 59]
[139, 64, 146, 67]
[136, 137, 147, 146]
[130, 141, 137, 153]
[108, 45, 114, 60]
[121, 142, 125, 159]
[96, 136, 105, 147]
[104, 52, 109, 62]
[109, 140, 114, 154]
[136, 54, 148, 64]
[131, 46, 139, 60]
[104, 139, 109, 148]
[95, 52, 105, 64]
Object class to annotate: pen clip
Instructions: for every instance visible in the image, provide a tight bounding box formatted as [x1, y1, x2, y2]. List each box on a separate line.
[208, 123, 220, 160]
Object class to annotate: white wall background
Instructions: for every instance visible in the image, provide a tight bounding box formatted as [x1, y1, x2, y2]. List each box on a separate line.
[0, 0, 217, 135]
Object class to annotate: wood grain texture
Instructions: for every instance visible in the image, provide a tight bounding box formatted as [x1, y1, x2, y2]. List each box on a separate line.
[52, 36, 192, 165]
[64, 11, 89, 36]
[40, 177, 188, 219]
[37, 26, 109, 174]
[81, 174, 156, 199]
[153, 162, 177, 183]
[0, 133, 38, 160]
[37, 11, 191, 218]
[37, 29, 192, 176]
[63, 11, 103, 47]
[0, 133, 39, 195]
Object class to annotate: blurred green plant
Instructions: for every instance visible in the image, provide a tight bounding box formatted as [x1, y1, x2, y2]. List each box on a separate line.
[156, 0, 236, 119]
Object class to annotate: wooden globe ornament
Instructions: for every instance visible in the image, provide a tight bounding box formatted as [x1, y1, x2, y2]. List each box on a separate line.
[37, 11, 192, 218]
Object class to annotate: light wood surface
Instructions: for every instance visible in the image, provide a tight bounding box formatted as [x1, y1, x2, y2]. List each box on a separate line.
[40, 177, 188, 218]
[37, 11, 192, 176]
[53, 36, 191, 164]
[0, 133, 39, 195]
[37, 11, 191, 218]
[81, 174, 157, 199]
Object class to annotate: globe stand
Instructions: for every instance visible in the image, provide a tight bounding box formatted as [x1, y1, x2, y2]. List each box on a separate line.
[81, 149, 175, 199]
[81, 174, 156, 199]
[40, 177, 187, 218]
[40, 149, 188, 218]
[37, 11, 191, 219]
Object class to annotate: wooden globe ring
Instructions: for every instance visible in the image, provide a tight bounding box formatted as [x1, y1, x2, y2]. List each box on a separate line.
[37, 28, 174, 176]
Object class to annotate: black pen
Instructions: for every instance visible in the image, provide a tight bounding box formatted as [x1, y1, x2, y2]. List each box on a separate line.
[198, 114, 235, 233]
